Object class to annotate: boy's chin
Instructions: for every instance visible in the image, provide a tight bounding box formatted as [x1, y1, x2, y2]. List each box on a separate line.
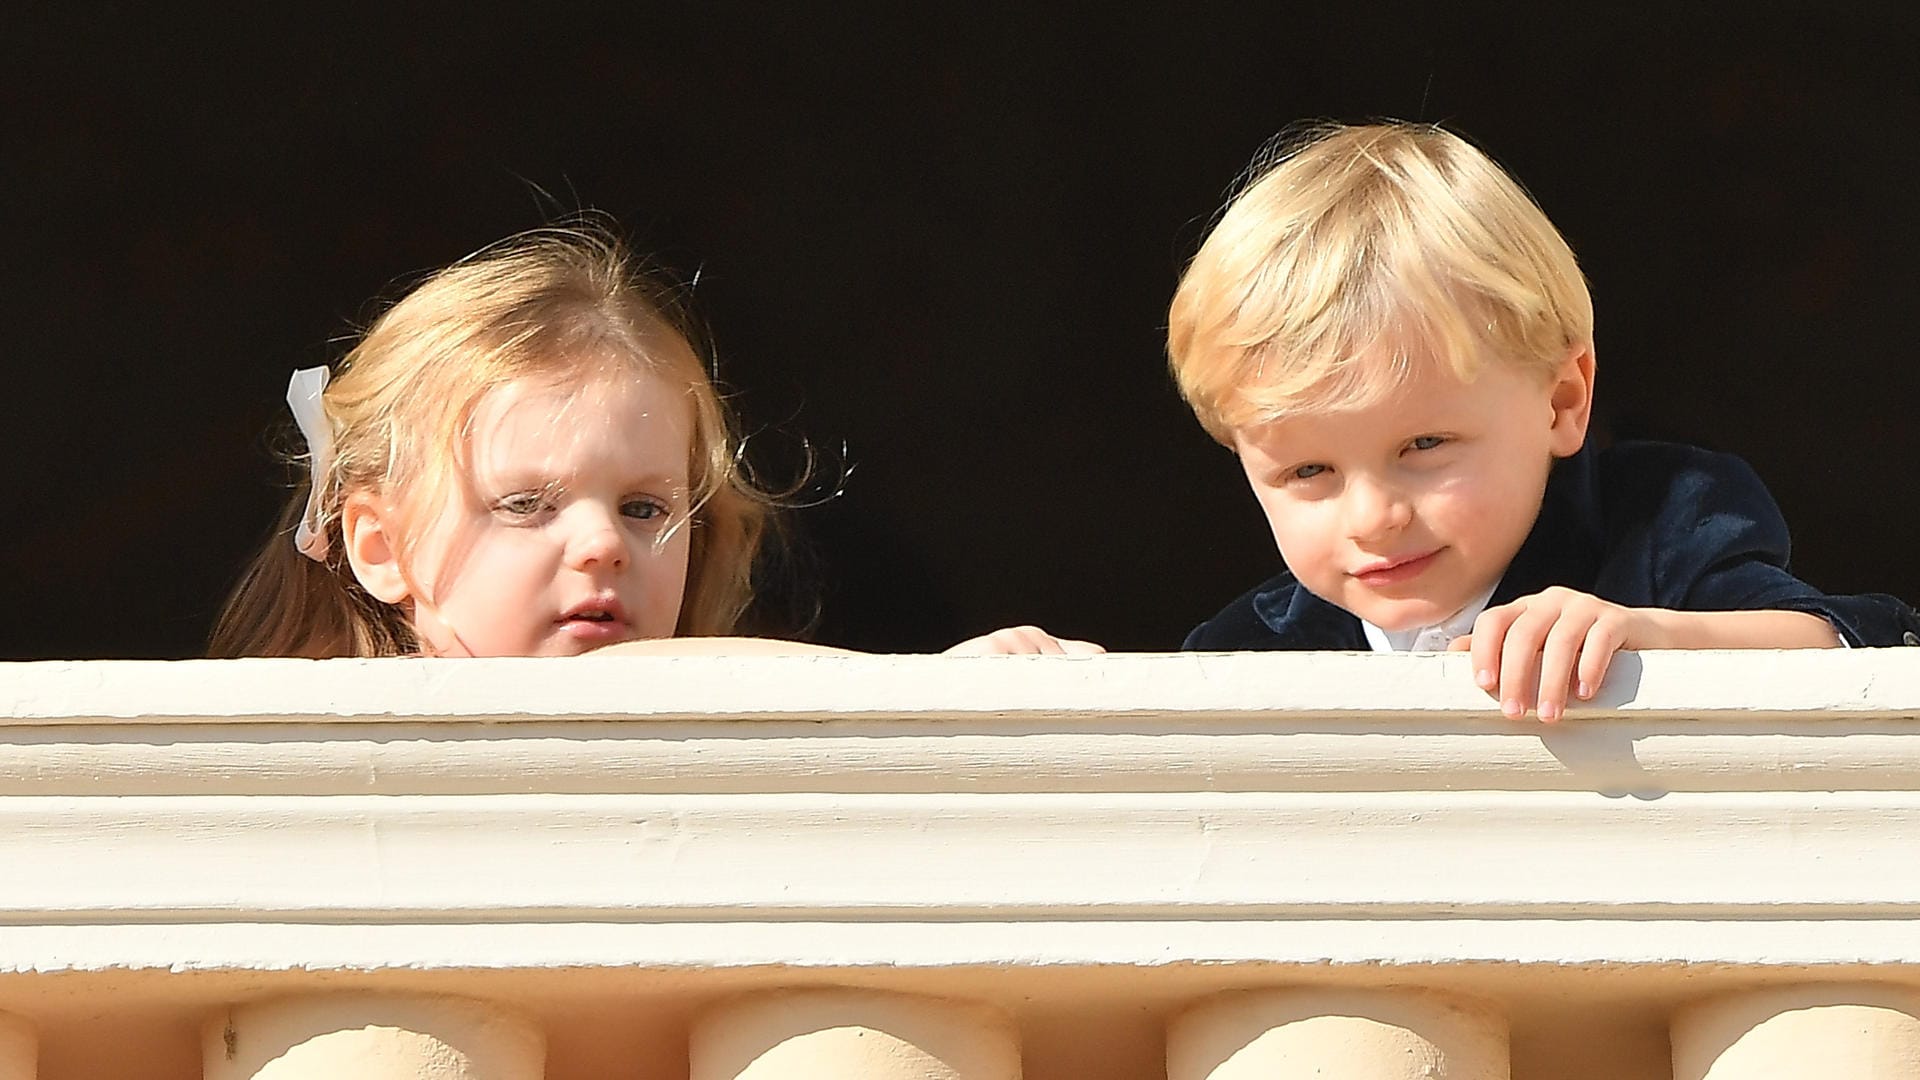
[1349, 597, 1463, 633]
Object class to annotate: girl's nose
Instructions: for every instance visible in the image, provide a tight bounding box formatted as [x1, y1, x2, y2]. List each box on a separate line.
[563, 503, 628, 571]
[1342, 476, 1413, 541]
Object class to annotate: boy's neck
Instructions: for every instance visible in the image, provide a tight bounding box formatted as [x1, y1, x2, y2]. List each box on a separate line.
[1360, 583, 1499, 653]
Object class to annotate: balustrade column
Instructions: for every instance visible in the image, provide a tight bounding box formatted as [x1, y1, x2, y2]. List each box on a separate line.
[691, 989, 1020, 1080]
[202, 994, 543, 1080]
[1168, 988, 1508, 1080]
[0, 1012, 33, 1080]
[1673, 984, 1920, 1080]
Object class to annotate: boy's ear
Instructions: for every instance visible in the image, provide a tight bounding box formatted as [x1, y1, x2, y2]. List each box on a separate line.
[340, 493, 412, 605]
[1546, 343, 1596, 458]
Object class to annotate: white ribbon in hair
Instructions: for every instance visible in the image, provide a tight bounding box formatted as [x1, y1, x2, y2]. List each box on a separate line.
[286, 366, 335, 561]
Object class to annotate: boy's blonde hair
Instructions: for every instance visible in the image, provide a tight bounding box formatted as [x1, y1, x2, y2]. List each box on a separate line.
[1168, 122, 1594, 443]
[211, 228, 770, 657]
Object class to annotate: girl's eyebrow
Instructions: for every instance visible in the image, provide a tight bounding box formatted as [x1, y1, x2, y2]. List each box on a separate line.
[622, 468, 688, 485]
[623, 475, 695, 503]
[479, 471, 691, 503]
[475, 471, 565, 496]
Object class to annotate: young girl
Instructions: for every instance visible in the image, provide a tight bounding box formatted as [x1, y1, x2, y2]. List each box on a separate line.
[211, 229, 1096, 658]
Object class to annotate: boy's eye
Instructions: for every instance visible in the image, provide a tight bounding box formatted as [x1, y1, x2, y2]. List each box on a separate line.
[1290, 463, 1329, 481]
[622, 497, 670, 521]
[1408, 435, 1447, 452]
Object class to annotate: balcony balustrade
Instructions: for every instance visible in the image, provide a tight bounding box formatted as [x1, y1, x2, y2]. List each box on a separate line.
[2, 650, 1918, 1079]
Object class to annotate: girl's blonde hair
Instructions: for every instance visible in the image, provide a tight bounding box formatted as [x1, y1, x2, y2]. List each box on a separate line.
[211, 228, 770, 657]
[1168, 121, 1594, 443]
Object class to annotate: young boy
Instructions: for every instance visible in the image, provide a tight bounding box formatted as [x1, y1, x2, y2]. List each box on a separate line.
[1169, 122, 1919, 720]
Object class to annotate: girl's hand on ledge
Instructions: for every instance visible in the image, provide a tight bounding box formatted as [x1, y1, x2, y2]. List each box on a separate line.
[589, 637, 860, 657]
[942, 625, 1107, 656]
[587, 630, 1107, 658]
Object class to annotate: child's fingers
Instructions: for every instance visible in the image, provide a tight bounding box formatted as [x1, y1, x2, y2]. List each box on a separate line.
[944, 625, 1094, 656]
[942, 629, 1019, 655]
[1534, 615, 1592, 723]
[1015, 627, 1065, 655]
[1575, 619, 1623, 701]
[1054, 637, 1107, 656]
[1497, 606, 1554, 719]
[1469, 603, 1524, 694]
[1009, 626, 1064, 655]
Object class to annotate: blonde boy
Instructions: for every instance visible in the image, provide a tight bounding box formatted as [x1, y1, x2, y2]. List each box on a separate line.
[1170, 122, 1919, 719]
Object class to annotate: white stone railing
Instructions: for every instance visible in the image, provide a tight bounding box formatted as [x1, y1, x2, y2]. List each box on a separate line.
[3, 650, 1920, 1080]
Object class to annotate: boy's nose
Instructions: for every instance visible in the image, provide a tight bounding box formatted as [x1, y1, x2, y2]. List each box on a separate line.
[563, 504, 629, 572]
[1342, 477, 1413, 540]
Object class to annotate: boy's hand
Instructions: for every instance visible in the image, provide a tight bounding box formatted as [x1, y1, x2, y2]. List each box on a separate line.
[1447, 587, 1664, 722]
[943, 625, 1107, 656]
[1450, 595, 1845, 721]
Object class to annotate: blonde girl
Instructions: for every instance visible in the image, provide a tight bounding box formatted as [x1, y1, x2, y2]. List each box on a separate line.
[212, 228, 1098, 658]
[212, 229, 780, 657]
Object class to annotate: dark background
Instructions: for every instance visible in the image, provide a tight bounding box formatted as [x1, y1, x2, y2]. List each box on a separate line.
[6, 6, 1917, 658]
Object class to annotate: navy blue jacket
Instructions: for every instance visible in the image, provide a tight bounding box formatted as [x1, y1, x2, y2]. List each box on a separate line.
[1185, 441, 1920, 651]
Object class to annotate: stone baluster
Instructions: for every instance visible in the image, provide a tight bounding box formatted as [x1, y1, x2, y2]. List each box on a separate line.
[1168, 988, 1508, 1080]
[691, 989, 1020, 1080]
[1674, 984, 1920, 1080]
[0, 1013, 33, 1080]
[202, 994, 542, 1080]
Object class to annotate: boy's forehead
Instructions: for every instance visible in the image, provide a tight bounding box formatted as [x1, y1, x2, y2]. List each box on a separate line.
[1228, 357, 1517, 449]
[1226, 335, 1442, 422]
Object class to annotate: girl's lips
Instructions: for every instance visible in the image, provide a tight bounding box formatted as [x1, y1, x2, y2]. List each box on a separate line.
[1353, 549, 1442, 587]
[556, 617, 632, 644]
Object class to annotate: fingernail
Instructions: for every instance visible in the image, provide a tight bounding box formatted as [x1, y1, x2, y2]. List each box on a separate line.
[1476, 669, 1495, 689]
[1502, 698, 1523, 718]
[1577, 680, 1592, 699]
[1539, 702, 1559, 722]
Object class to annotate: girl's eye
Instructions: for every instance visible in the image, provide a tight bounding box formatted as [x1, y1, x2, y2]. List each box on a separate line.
[495, 491, 553, 518]
[622, 497, 669, 522]
[1408, 435, 1447, 452]
[1291, 463, 1329, 481]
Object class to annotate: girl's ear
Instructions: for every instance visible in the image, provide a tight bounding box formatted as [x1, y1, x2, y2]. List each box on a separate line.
[1547, 343, 1596, 458]
[340, 493, 412, 605]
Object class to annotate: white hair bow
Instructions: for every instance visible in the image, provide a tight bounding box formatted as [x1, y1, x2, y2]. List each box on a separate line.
[286, 366, 335, 561]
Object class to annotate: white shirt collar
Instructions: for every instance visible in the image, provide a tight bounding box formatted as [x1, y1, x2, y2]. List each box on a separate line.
[1361, 583, 1498, 653]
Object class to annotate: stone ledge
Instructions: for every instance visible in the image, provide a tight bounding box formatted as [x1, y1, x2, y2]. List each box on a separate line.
[6, 649, 1918, 725]
[2, 651, 1918, 1080]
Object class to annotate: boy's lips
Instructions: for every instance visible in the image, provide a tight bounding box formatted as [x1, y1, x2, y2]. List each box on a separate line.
[1351, 548, 1442, 587]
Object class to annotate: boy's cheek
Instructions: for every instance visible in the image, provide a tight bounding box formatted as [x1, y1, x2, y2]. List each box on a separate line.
[1263, 524, 1330, 580]
[1257, 506, 1302, 559]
